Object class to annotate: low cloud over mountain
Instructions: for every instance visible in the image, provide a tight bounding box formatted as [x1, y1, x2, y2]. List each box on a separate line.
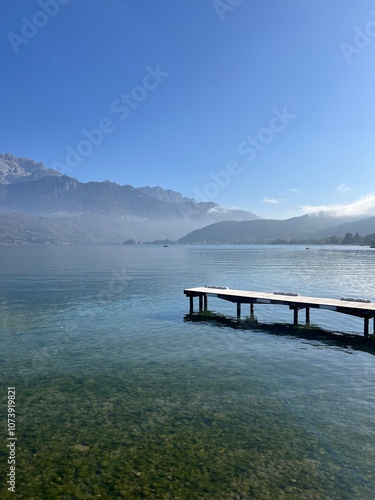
[301, 194, 375, 218]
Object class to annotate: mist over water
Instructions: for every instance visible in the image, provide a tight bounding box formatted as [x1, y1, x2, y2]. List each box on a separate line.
[1, 244, 375, 498]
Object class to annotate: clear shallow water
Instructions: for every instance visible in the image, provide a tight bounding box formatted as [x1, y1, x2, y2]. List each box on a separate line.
[1, 244, 375, 498]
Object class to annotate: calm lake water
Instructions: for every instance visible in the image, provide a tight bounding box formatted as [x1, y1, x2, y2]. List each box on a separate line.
[1, 244, 375, 499]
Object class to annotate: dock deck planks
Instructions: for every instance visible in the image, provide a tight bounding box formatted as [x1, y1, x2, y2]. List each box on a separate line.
[183, 287, 375, 337]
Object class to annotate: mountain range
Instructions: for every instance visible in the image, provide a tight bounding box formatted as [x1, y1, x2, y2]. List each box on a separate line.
[1, 153, 374, 245]
[0, 154, 259, 244]
[178, 216, 375, 244]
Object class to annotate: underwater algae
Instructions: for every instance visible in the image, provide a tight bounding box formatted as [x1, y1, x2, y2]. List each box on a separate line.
[1, 359, 373, 499]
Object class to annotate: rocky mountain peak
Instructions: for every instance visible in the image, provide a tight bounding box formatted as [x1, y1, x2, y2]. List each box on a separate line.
[137, 185, 196, 205]
[0, 153, 62, 185]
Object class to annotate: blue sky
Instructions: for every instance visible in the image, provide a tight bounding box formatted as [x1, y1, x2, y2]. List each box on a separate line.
[1, 0, 375, 219]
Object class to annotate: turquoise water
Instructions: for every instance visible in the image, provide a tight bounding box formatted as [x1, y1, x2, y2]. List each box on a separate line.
[1, 244, 375, 498]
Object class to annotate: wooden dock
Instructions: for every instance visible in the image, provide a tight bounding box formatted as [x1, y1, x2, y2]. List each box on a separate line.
[183, 286, 375, 337]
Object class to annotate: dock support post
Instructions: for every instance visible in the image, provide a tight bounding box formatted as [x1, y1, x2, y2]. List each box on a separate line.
[189, 296, 194, 313]
[204, 294, 207, 311]
[199, 295, 203, 312]
[364, 317, 369, 338]
[237, 302, 241, 320]
[250, 303, 254, 317]
[293, 307, 298, 326]
[305, 307, 310, 325]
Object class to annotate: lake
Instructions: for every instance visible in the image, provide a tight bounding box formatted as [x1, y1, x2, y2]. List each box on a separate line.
[1, 244, 375, 498]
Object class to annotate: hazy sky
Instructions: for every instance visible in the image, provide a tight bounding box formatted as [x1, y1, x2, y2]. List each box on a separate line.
[1, 1, 375, 219]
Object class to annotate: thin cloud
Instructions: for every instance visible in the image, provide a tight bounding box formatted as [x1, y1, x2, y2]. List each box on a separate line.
[336, 183, 350, 192]
[301, 194, 375, 217]
[262, 197, 279, 204]
[288, 188, 298, 193]
[208, 206, 228, 213]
